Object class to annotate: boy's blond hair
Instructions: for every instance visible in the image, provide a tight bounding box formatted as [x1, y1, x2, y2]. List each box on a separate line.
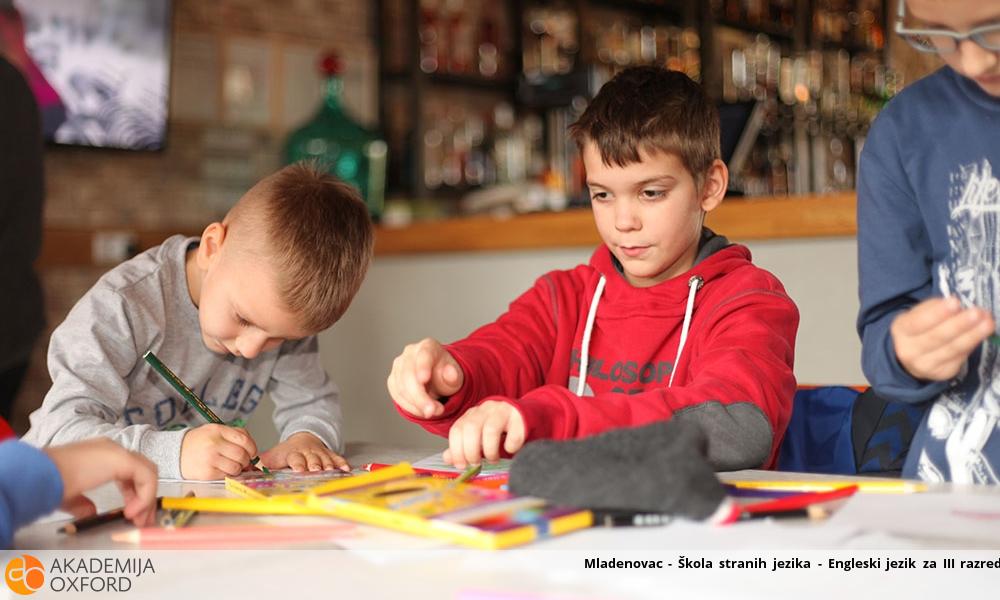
[227, 162, 374, 332]
[569, 66, 720, 182]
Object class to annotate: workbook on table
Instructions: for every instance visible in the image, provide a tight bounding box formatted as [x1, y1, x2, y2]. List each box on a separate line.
[223, 463, 592, 549]
[365, 454, 511, 488]
[225, 469, 356, 499]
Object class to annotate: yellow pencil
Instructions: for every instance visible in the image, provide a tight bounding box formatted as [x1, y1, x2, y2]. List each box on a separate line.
[160, 496, 321, 516]
[724, 479, 927, 494]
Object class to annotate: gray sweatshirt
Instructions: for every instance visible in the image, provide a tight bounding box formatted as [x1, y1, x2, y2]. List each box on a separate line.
[23, 235, 344, 479]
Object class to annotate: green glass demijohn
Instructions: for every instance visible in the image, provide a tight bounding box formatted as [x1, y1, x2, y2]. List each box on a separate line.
[284, 52, 387, 220]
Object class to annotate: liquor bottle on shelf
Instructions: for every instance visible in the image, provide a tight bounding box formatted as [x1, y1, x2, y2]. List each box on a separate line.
[522, 4, 578, 79]
[813, 0, 885, 51]
[419, 0, 443, 73]
[284, 52, 387, 220]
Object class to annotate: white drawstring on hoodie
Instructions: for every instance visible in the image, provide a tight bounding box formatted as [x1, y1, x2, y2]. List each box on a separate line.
[574, 274, 703, 396]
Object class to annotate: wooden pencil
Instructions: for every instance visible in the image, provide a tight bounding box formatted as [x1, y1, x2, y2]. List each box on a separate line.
[143, 350, 268, 473]
[112, 523, 355, 546]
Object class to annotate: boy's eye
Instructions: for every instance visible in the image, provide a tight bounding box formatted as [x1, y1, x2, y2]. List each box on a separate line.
[590, 191, 609, 201]
[642, 188, 666, 199]
[236, 316, 251, 327]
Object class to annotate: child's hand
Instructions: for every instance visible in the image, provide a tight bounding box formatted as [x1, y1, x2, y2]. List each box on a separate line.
[891, 296, 995, 381]
[442, 400, 525, 469]
[180, 423, 258, 480]
[45, 438, 159, 528]
[387, 337, 465, 419]
[260, 432, 350, 472]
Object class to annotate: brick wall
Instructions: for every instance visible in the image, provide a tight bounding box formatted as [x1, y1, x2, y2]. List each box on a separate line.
[11, 0, 373, 432]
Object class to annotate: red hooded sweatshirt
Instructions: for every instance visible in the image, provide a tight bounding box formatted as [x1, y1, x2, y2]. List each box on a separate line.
[402, 231, 799, 469]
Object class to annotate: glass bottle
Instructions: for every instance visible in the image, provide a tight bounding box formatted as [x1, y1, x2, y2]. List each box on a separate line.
[283, 52, 387, 220]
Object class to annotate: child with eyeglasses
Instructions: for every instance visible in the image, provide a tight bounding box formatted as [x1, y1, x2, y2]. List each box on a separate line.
[857, 0, 1000, 484]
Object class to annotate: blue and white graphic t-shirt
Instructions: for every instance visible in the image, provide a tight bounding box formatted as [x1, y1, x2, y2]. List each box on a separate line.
[857, 66, 1000, 484]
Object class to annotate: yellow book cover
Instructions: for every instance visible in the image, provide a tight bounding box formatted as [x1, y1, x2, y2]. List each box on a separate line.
[302, 463, 593, 550]
[162, 464, 416, 515]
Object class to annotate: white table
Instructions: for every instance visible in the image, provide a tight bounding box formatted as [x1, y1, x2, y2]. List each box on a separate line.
[8, 443, 1000, 599]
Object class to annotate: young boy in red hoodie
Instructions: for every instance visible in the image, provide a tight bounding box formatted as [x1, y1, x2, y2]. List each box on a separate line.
[387, 66, 799, 470]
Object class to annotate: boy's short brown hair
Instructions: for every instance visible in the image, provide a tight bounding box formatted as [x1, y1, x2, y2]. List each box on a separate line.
[245, 162, 373, 333]
[569, 66, 720, 181]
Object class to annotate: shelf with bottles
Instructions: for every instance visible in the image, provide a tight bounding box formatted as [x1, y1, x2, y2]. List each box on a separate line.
[379, 0, 518, 84]
[383, 1, 915, 217]
[811, 0, 886, 54]
[378, 0, 523, 204]
[709, 0, 800, 42]
[516, 0, 700, 84]
[577, 3, 701, 83]
[585, 0, 687, 19]
[511, 1, 704, 219]
[707, 0, 901, 197]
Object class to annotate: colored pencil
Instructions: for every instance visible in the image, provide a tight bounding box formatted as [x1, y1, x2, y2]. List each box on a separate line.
[160, 495, 320, 516]
[739, 484, 858, 514]
[59, 498, 164, 534]
[362, 462, 509, 481]
[143, 350, 268, 474]
[111, 523, 355, 546]
[159, 491, 197, 528]
[723, 479, 926, 494]
[720, 484, 858, 525]
[59, 508, 128, 535]
[455, 463, 483, 483]
[737, 507, 827, 521]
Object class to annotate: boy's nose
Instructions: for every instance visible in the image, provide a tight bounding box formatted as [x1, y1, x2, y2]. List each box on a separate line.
[958, 40, 999, 78]
[236, 332, 269, 359]
[615, 201, 640, 231]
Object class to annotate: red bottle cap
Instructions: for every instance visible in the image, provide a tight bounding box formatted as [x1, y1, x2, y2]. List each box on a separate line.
[320, 52, 344, 76]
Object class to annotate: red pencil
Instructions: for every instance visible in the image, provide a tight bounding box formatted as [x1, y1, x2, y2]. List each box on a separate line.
[722, 484, 858, 524]
[741, 484, 858, 514]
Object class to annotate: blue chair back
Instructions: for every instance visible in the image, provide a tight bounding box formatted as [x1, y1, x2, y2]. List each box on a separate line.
[778, 386, 859, 474]
[778, 386, 926, 475]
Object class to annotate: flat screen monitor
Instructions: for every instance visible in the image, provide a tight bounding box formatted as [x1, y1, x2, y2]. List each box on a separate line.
[4, 0, 172, 150]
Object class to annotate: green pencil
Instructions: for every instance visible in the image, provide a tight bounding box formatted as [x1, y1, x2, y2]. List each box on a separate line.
[143, 350, 269, 474]
[455, 463, 482, 483]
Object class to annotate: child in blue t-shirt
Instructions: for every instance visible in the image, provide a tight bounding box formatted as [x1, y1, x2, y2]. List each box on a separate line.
[857, 0, 1000, 483]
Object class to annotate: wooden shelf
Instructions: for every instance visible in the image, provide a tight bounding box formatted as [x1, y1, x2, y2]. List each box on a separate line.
[38, 193, 856, 267]
[375, 192, 857, 255]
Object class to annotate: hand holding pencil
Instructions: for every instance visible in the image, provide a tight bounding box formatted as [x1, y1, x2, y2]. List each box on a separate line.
[144, 351, 268, 480]
[180, 423, 262, 480]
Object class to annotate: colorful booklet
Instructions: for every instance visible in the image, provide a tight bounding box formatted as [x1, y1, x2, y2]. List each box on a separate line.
[364, 455, 510, 488]
[225, 469, 356, 499]
[303, 463, 592, 550]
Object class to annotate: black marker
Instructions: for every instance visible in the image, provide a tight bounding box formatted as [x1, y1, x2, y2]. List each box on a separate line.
[591, 509, 672, 527]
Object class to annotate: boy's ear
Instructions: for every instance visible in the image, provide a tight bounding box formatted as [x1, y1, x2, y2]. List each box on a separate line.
[195, 222, 227, 270]
[699, 160, 729, 213]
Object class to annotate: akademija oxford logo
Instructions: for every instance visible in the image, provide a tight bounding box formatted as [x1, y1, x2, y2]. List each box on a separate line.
[5, 554, 45, 595]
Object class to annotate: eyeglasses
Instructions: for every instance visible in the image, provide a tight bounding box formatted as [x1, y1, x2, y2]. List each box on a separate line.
[895, 1, 1000, 54]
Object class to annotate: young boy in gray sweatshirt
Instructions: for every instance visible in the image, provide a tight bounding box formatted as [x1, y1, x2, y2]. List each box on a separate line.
[24, 163, 374, 480]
